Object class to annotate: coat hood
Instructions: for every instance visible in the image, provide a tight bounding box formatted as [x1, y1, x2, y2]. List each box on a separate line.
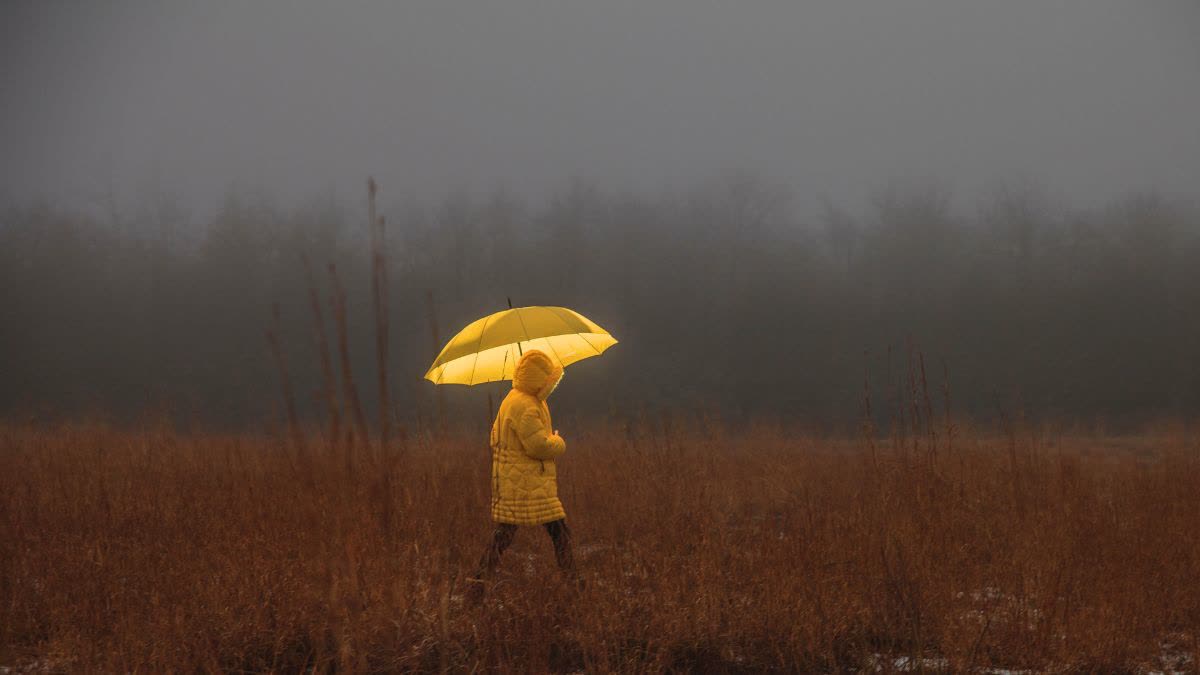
[512, 350, 564, 400]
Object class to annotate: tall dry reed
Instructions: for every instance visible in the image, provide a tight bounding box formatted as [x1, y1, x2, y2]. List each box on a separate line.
[1, 421, 1197, 672]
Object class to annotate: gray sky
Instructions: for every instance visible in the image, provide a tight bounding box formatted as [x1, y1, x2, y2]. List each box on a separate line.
[3, 1, 1199, 216]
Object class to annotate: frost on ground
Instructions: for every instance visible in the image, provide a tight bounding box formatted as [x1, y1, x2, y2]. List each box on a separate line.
[0, 659, 71, 674]
[1146, 638, 1195, 675]
[866, 640, 1195, 675]
[866, 653, 1034, 674]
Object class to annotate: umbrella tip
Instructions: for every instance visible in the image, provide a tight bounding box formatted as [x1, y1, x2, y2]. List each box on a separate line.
[507, 297, 513, 309]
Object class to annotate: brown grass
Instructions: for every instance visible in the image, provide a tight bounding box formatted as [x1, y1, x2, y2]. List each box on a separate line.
[1, 421, 1198, 672]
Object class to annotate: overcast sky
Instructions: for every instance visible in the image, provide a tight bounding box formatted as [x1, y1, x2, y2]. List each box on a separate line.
[3, 1, 1198, 216]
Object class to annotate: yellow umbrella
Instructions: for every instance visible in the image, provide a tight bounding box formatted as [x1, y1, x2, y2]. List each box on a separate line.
[424, 305, 618, 385]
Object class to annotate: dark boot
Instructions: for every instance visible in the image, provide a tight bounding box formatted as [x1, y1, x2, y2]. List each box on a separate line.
[543, 519, 583, 589]
[467, 523, 517, 604]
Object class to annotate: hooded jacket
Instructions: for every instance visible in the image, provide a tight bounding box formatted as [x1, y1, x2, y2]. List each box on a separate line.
[489, 350, 567, 525]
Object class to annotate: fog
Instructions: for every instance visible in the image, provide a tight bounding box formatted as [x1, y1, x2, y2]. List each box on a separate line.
[4, 2, 1199, 211]
[3, 2, 1200, 430]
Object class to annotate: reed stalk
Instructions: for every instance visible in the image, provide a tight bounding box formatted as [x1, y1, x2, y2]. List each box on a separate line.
[329, 263, 369, 455]
[367, 178, 392, 453]
[265, 302, 304, 456]
[303, 254, 340, 447]
[426, 289, 446, 435]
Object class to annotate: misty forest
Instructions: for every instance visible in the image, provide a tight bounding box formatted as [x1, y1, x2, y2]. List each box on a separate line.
[3, 179, 1198, 430]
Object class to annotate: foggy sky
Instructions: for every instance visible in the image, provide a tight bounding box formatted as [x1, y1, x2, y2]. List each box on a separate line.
[3, 1, 1199, 216]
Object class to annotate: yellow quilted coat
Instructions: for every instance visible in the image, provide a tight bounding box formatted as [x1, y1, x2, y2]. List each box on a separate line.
[489, 350, 567, 525]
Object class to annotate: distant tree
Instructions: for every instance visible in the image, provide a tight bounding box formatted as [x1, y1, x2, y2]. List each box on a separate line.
[865, 182, 959, 306]
[819, 195, 859, 278]
[978, 179, 1050, 272]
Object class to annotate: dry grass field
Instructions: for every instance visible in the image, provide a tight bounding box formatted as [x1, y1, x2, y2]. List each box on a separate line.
[2, 419, 1198, 673]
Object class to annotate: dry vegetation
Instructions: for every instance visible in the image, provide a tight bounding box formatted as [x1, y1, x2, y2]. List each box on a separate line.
[2, 419, 1198, 673]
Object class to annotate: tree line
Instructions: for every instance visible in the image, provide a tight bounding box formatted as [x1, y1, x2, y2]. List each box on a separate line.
[2, 174, 1197, 432]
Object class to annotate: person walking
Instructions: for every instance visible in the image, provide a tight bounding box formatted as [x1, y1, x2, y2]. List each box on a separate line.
[467, 349, 577, 601]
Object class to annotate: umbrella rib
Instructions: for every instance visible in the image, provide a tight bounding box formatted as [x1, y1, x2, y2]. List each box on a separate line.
[543, 307, 589, 359]
[467, 312, 493, 386]
[549, 305, 585, 336]
[549, 306, 576, 332]
[575, 331, 605, 357]
[544, 336, 568, 369]
[513, 306, 532, 355]
[528, 308, 569, 367]
[551, 307, 605, 357]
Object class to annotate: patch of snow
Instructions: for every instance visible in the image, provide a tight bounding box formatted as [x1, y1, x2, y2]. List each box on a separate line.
[0, 659, 65, 674]
[868, 653, 949, 672]
[867, 653, 1035, 674]
[1147, 639, 1194, 675]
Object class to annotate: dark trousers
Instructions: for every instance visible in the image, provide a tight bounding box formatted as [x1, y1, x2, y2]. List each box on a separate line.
[471, 519, 575, 582]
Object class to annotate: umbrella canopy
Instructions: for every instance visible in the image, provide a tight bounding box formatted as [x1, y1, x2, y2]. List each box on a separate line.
[424, 305, 617, 385]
